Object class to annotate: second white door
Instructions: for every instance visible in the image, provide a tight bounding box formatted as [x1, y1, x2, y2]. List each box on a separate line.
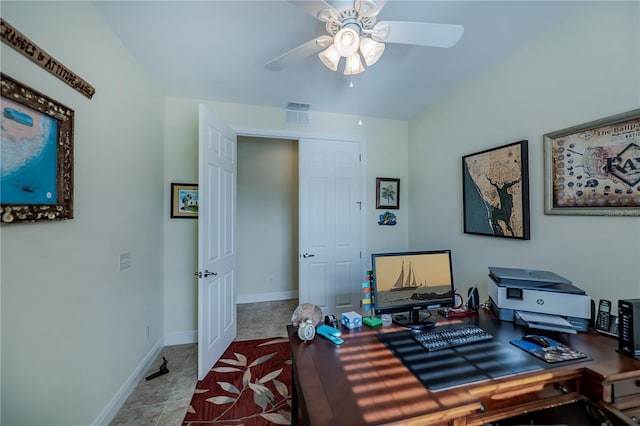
[298, 138, 363, 316]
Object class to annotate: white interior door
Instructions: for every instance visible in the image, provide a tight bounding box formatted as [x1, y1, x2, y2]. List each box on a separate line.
[298, 138, 363, 316]
[197, 104, 237, 380]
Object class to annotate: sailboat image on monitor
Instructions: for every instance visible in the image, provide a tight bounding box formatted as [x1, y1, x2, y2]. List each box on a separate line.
[390, 260, 419, 291]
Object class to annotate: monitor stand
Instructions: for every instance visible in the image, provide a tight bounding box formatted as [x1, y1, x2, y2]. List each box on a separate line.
[392, 310, 436, 331]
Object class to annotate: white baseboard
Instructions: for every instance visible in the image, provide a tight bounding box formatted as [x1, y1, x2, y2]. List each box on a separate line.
[92, 337, 163, 426]
[164, 330, 197, 346]
[237, 290, 298, 304]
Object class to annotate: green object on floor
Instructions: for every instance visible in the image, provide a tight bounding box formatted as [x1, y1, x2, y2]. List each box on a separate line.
[363, 316, 382, 327]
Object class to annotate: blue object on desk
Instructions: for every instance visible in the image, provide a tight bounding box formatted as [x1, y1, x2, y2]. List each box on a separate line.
[317, 324, 344, 345]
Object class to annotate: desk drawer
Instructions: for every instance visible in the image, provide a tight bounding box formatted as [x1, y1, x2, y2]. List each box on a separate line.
[614, 394, 640, 411]
[483, 378, 579, 411]
[622, 405, 640, 423]
[614, 378, 640, 400]
[594, 400, 640, 425]
[466, 377, 581, 425]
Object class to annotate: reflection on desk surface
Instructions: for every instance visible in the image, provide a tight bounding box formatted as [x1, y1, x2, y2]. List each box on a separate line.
[379, 329, 542, 391]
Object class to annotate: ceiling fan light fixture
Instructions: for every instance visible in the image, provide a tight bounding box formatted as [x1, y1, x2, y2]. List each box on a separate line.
[334, 27, 360, 57]
[315, 35, 334, 49]
[371, 21, 390, 42]
[344, 53, 365, 75]
[317, 8, 339, 23]
[318, 45, 340, 71]
[359, 37, 385, 66]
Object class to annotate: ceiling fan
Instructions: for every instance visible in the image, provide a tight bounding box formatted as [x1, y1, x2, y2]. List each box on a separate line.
[264, 0, 464, 75]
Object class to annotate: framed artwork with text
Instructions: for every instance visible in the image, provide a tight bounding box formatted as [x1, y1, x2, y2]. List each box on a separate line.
[544, 109, 640, 216]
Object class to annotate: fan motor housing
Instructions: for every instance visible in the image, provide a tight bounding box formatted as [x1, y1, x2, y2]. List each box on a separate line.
[326, 8, 376, 36]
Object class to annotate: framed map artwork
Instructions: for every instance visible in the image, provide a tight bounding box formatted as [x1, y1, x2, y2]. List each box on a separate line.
[544, 109, 640, 216]
[1, 74, 74, 223]
[462, 140, 530, 240]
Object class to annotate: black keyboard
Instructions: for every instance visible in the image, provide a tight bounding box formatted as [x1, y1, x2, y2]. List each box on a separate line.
[412, 324, 493, 351]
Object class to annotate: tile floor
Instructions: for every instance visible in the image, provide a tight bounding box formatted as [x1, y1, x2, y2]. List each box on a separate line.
[110, 299, 298, 426]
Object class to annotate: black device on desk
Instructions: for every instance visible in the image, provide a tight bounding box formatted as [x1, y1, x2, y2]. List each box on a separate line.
[371, 249, 457, 331]
[467, 285, 479, 311]
[412, 323, 493, 351]
[523, 334, 551, 348]
[619, 299, 640, 358]
[324, 314, 339, 329]
[596, 299, 619, 337]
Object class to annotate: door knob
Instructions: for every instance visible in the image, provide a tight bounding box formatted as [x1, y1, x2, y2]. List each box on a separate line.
[195, 270, 218, 278]
[302, 253, 315, 258]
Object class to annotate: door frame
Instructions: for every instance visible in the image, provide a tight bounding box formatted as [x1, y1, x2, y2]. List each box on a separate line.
[233, 125, 368, 288]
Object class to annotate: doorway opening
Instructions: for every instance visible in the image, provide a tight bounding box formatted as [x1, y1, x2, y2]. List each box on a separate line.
[237, 136, 299, 304]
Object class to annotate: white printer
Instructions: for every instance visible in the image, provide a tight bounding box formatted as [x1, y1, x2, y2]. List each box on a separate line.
[487, 267, 591, 333]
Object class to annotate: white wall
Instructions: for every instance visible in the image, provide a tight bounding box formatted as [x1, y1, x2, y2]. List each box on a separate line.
[237, 137, 298, 302]
[408, 2, 640, 303]
[163, 97, 410, 336]
[0, 2, 165, 425]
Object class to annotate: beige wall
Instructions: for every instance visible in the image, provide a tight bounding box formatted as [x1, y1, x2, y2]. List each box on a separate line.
[0, 2, 165, 425]
[408, 1, 640, 303]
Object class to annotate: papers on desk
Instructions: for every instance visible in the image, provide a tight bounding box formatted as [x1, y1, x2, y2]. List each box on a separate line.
[510, 336, 588, 363]
[515, 311, 577, 334]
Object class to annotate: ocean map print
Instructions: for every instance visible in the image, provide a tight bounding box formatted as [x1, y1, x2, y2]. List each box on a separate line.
[463, 141, 530, 240]
[1, 97, 58, 204]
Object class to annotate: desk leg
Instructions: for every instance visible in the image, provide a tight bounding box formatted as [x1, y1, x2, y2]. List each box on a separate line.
[451, 417, 468, 426]
[291, 356, 307, 426]
[291, 365, 299, 426]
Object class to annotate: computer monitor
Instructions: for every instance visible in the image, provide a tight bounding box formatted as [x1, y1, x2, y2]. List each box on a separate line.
[371, 250, 456, 330]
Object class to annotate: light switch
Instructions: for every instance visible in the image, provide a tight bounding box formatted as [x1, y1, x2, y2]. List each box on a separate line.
[119, 252, 131, 271]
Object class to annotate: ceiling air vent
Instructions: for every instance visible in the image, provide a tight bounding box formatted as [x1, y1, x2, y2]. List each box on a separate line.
[285, 102, 310, 125]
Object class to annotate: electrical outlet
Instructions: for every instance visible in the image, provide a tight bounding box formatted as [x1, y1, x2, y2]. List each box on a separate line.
[145, 325, 150, 340]
[118, 252, 131, 271]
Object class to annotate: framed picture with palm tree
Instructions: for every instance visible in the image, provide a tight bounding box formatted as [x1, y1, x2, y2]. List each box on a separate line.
[376, 177, 400, 209]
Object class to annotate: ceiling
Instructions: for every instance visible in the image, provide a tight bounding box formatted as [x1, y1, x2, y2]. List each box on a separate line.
[92, 1, 590, 121]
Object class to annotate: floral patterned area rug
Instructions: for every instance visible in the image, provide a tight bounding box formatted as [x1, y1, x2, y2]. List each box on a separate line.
[182, 337, 292, 425]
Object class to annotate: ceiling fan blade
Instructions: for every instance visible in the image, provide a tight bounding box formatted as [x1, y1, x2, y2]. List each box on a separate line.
[265, 36, 333, 71]
[375, 21, 464, 48]
[288, 0, 339, 22]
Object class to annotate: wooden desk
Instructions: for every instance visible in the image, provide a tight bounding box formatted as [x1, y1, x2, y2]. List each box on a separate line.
[287, 311, 640, 425]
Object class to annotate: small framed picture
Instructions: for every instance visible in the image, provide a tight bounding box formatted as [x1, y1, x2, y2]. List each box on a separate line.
[171, 183, 198, 218]
[376, 178, 400, 209]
